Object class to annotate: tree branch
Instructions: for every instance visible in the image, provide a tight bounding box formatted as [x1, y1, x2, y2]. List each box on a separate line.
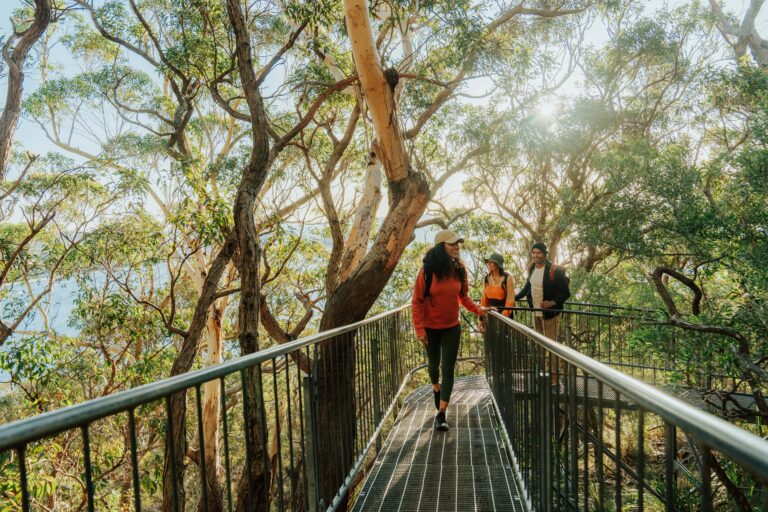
[268, 75, 360, 160]
[344, 0, 410, 182]
[255, 20, 309, 86]
[0, 0, 51, 181]
[0, 212, 54, 287]
[651, 266, 702, 316]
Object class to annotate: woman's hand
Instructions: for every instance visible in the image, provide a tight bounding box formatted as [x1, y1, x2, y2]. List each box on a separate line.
[417, 332, 428, 346]
[478, 306, 491, 315]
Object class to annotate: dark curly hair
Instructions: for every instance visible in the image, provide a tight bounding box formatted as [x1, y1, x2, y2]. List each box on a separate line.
[423, 243, 468, 297]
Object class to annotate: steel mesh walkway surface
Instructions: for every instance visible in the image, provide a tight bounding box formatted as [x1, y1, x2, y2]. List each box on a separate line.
[352, 376, 523, 512]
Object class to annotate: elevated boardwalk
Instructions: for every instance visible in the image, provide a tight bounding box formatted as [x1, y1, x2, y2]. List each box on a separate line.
[3, 306, 767, 511]
[353, 376, 523, 512]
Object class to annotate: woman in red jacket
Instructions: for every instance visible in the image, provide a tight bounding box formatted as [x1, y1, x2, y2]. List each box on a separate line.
[412, 229, 487, 431]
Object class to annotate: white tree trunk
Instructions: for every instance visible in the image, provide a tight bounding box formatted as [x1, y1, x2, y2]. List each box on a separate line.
[337, 154, 383, 282]
[344, 0, 410, 182]
[203, 308, 223, 475]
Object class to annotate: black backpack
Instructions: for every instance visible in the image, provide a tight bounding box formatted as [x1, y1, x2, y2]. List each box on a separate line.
[424, 267, 433, 298]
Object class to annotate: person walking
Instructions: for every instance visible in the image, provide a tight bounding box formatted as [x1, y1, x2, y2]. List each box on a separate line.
[515, 242, 570, 338]
[515, 242, 571, 381]
[480, 252, 515, 324]
[412, 229, 487, 431]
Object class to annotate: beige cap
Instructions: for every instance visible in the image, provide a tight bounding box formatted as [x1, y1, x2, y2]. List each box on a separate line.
[434, 229, 464, 246]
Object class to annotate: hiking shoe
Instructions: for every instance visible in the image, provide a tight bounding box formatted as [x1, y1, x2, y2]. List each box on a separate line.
[434, 411, 449, 431]
[433, 390, 440, 410]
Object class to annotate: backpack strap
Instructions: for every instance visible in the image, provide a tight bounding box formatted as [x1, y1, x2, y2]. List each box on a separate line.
[549, 264, 557, 283]
[486, 272, 508, 286]
[485, 272, 509, 295]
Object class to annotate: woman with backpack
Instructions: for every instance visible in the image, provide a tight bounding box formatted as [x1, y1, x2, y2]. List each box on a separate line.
[412, 229, 488, 432]
[480, 252, 515, 321]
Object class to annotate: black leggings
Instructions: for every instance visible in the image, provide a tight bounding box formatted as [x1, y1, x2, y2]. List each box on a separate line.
[425, 325, 461, 403]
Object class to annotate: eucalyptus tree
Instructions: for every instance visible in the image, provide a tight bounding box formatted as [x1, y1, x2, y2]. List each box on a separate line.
[25, 3, 240, 507]
[27, 1, 358, 509]
[181, 0, 592, 507]
[572, 64, 768, 509]
[1, 0, 54, 343]
[0, 0, 52, 180]
[211, 0, 592, 506]
[0, 5, 164, 509]
[0, 214, 175, 509]
[305, 0, 594, 505]
[464, 1, 721, 270]
[0, 1, 135, 355]
[26, 3, 260, 510]
[710, 0, 768, 66]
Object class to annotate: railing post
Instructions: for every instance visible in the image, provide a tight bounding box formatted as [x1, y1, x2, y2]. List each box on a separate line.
[538, 372, 553, 512]
[390, 316, 401, 388]
[565, 322, 573, 348]
[303, 376, 320, 512]
[664, 422, 676, 512]
[371, 336, 383, 453]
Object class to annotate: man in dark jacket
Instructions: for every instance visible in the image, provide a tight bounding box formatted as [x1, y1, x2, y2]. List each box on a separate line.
[515, 242, 571, 341]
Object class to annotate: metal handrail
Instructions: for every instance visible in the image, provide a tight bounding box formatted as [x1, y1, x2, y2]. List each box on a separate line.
[565, 301, 652, 310]
[478, 299, 661, 316]
[564, 301, 662, 315]
[0, 305, 409, 452]
[6, 304, 765, 511]
[506, 306, 653, 321]
[0, 304, 424, 512]
[490, 310, 768, 484]
[510, 305, 746, 398]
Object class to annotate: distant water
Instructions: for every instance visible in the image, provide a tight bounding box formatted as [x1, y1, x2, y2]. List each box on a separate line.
[2, 277, 80, 338]
[0, 278, 78, 385]
[2, 263, 171, 340]
[0, 269, 169, 386]
[0, 223, 442, 340]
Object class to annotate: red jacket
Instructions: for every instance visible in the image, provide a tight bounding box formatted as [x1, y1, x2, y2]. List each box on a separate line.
[412, 267, 482, 337]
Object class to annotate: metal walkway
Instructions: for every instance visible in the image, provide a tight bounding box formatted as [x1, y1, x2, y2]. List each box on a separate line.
[3, 305, 768, 511]
[352, 376, 523, 512]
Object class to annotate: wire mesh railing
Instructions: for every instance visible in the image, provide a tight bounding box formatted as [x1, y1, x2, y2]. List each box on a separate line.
[486, 311, 768, 511]
[510, 305, 746, 401]
[0, 306, 424, 512]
